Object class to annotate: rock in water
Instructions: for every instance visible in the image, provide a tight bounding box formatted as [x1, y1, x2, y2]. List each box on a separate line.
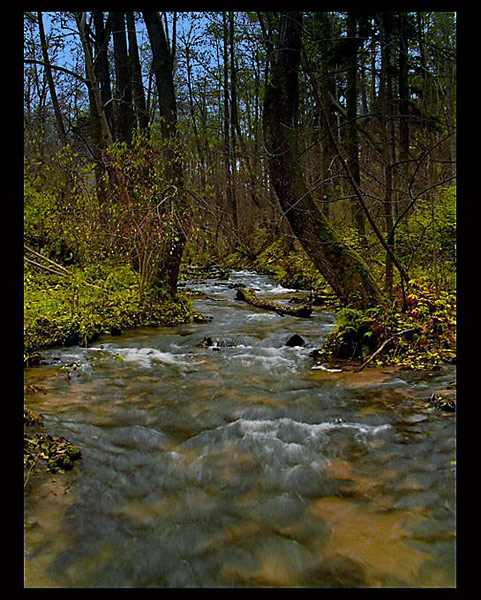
[285, 334, 305, 347]
[197, 336, 237, 350]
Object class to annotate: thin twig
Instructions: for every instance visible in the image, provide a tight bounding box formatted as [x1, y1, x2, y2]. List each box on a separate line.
[355, 328, 417, 372]
[24, 256, 68, 277]
[24, 245, 102, 289]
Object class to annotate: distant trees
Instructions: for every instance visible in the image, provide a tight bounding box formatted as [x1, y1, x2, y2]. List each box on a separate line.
[23, 11, 456, 301]
[142, 11, 186, 296]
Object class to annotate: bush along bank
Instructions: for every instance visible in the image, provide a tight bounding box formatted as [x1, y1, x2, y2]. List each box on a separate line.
[313, 280, 456, 371]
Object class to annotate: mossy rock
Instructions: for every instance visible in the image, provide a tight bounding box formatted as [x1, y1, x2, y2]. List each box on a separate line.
[321, 308, 380, 361]
[24, 432, 82, 473]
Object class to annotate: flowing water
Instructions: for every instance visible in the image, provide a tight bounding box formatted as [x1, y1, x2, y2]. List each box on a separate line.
[24, 270, 456, 588]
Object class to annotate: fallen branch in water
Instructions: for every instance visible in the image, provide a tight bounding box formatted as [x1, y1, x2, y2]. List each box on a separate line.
[356, 328, 418, 372]
[235, 287, 312, 318]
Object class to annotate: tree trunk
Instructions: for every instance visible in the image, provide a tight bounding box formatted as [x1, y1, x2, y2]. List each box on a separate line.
[92, 12, 113, 134]
[346, 12, 366, 243]
[379, 12, 397, 296]
[91, 12, 113, 207]
[185, 45, 206, 189]
[111, 12, 134, 145]
[142, 11, 186, 297]
[398, 12, 410, 212]
[76, 13, 113, 147]
[126, 12, 149, 133]
[263, 11, 385, 309]
[235, 287, 312, 317]
[222, 12, 237, 233]
[317, 12, 337, 219]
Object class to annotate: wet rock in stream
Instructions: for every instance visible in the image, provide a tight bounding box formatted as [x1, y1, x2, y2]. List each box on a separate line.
[24, 432, 82, 473]
[285, 334, 305, 347]
[428, 391, 456, 412]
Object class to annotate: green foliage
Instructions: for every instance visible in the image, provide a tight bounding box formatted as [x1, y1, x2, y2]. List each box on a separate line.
[253, 236, 330, 292]
[24, 262, 195, 361]
[24, 144, 104, 266]
[396, 184, 456, 289]
[319, 278, 455, 369]
[103, 133, 185, 298]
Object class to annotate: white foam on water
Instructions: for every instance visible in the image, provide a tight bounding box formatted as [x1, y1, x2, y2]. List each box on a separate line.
[233, 416, 391, 442]
[227, 351, 296, 372]
[91, 344, 191, 369]
[182, 416, 391, 484]
[246, 313, 279, 321]
[311, 364, 343, 372]
[265, 283, 303, 295]
[186, 416, 390, 454]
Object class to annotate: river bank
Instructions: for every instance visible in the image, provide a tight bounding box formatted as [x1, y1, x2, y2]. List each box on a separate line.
[24, 264, 206, 365]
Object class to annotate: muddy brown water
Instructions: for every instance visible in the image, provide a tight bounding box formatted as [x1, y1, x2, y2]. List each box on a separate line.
[24, 270, 456, 587]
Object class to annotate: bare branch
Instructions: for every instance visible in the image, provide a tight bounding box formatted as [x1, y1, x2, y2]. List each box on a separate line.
[24, 59, 89, 84]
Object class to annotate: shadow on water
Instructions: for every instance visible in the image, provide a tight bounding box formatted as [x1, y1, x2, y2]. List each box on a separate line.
[24, 270, 455, 588]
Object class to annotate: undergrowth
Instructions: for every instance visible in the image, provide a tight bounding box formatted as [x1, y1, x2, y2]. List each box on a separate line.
[317, 279, 456, 369]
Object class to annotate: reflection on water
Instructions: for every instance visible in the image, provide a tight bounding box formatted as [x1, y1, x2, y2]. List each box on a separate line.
[24, 270, 455, 587]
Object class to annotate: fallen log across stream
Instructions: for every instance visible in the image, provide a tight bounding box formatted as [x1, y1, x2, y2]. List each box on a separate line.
[234, 287, 313, 317]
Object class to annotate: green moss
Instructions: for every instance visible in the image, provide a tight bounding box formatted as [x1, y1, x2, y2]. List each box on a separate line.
[24, 263, 196, 361]
[317, 279, 456, 369]
[24, 432, 82, 474]
[253, 238, 329, 292]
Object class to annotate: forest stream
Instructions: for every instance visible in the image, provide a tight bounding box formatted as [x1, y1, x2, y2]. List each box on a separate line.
[24, 270, 456, 588]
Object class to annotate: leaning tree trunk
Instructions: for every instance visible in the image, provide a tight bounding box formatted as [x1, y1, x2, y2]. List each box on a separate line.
[263, 11, 385, 309]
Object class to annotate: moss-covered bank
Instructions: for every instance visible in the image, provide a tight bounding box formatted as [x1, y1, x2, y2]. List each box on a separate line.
[24, 263, 200, 363]
[313, 280, 456, 370]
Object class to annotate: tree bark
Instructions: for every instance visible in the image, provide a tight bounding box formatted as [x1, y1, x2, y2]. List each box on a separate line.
[346, 12, 366, 243]
[235, 287, 312, 317]
[379, 12, 397, 296]
[317, 12, 337, 219]
[76, 13, 113, 147]
[222, 12, 237, 233]
[263, 12, 385, 309]
[126, 12, 150, 133]
[93, 12, 113, 134]
[111, 12, 134, 145]
[142, 11, 186, 297]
